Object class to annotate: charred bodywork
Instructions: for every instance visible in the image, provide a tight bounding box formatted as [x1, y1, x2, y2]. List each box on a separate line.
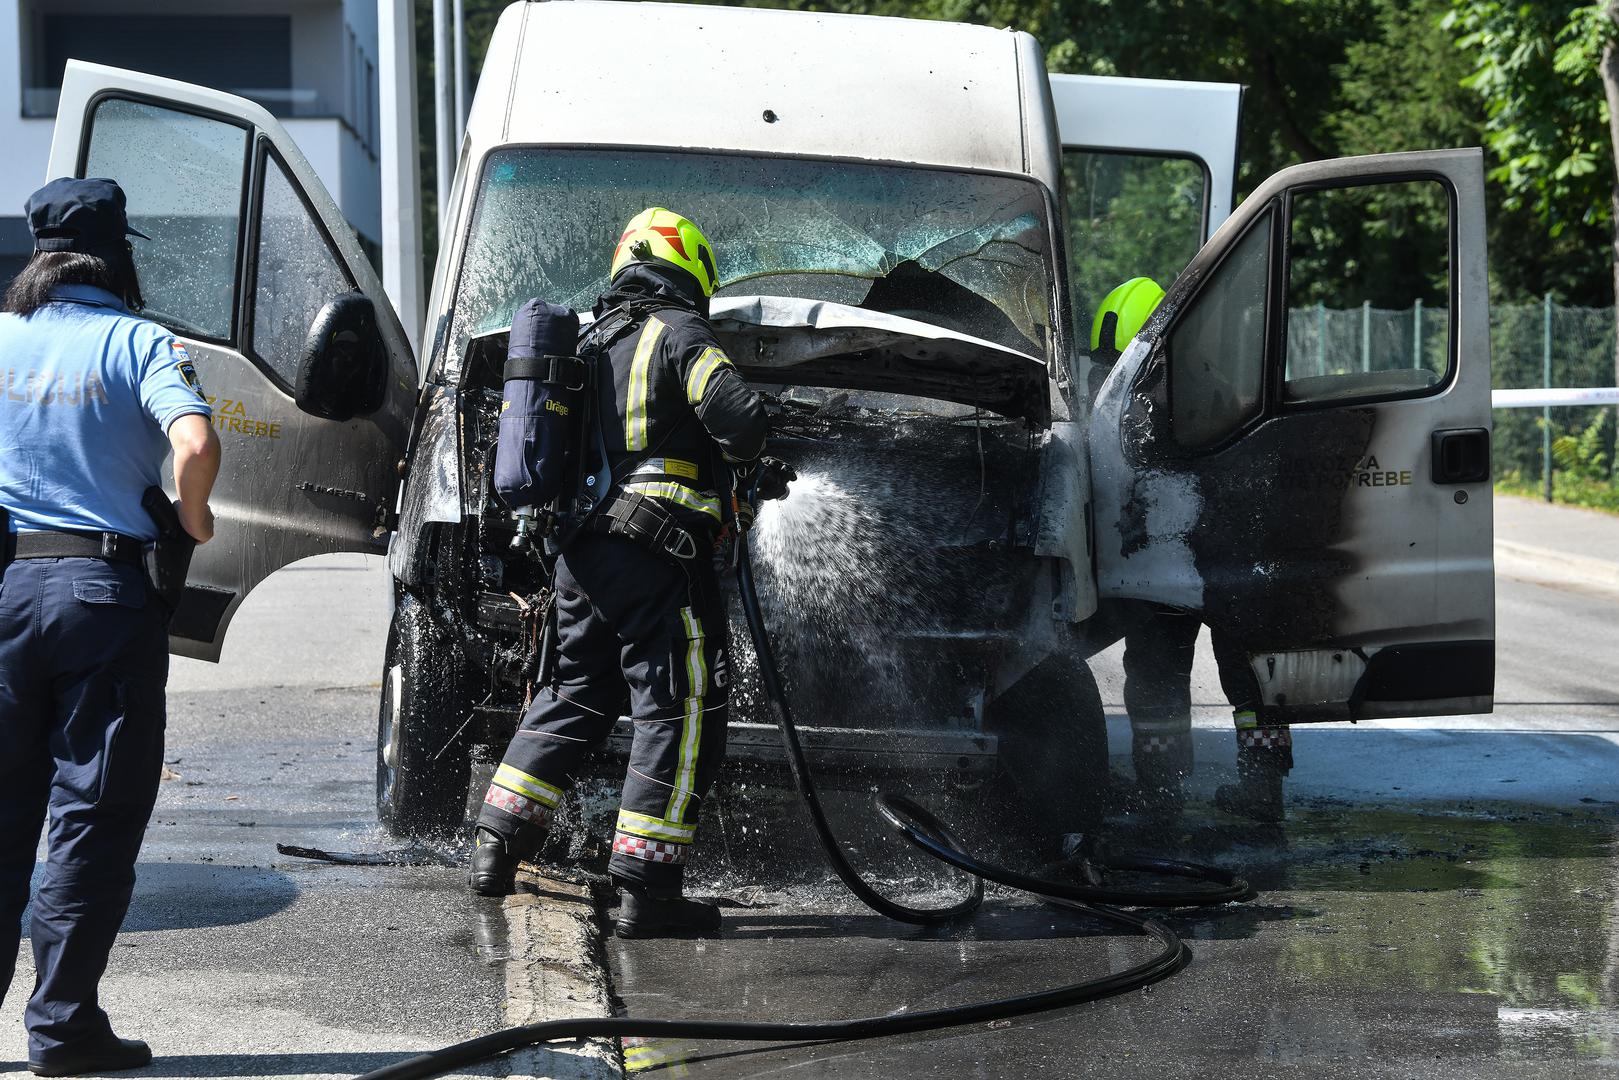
[417, 306, 1074, 784]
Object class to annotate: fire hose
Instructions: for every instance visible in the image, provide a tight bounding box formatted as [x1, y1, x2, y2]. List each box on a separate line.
[355, 537, 1252, 1080]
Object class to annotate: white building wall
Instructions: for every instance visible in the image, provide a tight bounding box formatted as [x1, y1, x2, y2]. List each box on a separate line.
[0, 0, 60, 210]
[291, 4, 344, 117]
[0, 0, 380, 260]
[337, 115, 382, 244]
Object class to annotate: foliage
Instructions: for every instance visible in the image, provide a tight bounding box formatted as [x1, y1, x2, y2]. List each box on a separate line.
[1062, 152, 1204, 335]
[1286, 180, 1453, 309]
[1320, 0, 1482, 303]
[415, 0, 510, 257]
[1444, 1, 1616, 235]
[1332, 0, 1610, 303]
[1551, 408, 1617, 479]
[1497, 469, 1619, 513]
[429, 0, 1615, 309]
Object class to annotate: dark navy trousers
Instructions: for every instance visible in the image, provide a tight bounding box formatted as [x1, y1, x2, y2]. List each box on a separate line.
[0, 557, 167, 1055]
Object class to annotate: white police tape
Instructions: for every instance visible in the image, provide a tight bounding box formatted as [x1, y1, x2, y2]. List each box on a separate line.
[1493, 387, 1619, 408]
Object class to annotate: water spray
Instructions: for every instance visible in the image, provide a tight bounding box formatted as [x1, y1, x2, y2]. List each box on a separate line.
[356, 483, 1253, 1080]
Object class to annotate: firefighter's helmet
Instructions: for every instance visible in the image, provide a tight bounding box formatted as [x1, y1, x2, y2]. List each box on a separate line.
[610, 207, 719, 298]
[1090, 276, 1165, 355]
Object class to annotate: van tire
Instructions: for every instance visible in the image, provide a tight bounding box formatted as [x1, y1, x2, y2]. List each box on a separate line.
[376, 587, 472, 838]
[988, 654, 1109, 847]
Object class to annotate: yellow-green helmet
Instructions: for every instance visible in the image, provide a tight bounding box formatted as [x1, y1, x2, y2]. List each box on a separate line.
[610, 207, 719, 298]
[1089, 277, 1166, 354]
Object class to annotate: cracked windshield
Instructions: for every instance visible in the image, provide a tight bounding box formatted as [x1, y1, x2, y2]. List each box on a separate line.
[445, 148, 1056, 378]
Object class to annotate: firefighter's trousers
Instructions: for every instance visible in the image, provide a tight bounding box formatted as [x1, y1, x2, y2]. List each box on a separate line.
[1121, 603, 1200, 774]
[1122, 602, 1293, 771]
[478, 534, 729, 889]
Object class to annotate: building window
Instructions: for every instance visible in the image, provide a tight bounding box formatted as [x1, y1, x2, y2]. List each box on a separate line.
[25, 13, 298, 117]
[366, 59, 377, 154]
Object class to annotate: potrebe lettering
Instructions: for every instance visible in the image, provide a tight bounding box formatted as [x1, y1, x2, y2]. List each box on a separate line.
[1279, 452, 1413, 492]
[205, 395, 282, 439]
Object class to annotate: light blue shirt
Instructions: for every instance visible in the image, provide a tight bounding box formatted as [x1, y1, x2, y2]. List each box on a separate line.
[0, 284, 212, 541]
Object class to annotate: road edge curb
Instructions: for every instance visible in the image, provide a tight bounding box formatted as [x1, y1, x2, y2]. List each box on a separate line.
[1495, 539, 1619, 597]
[500, 869, 624, 1080]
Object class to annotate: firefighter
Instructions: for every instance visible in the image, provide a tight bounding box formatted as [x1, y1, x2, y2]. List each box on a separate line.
[0, 178, 219, 1075]
[1089, 279, 1197, 815]
[468, 208, 792, 937]
[1089, 278, 1293, 823]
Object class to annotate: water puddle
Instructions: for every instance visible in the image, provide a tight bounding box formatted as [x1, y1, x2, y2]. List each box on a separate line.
[606, 801, 1619, 1075]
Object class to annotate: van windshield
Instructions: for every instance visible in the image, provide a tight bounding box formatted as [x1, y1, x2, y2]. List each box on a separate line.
[444, 148, 1056, 377]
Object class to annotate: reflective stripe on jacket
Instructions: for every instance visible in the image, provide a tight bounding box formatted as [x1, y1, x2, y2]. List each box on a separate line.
[598, 300, 767, 538]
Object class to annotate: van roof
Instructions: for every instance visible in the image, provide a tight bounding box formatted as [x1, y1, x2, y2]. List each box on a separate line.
[471, 1, 1056, 189]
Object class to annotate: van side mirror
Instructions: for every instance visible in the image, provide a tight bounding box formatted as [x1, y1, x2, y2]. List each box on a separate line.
[294, 292, 387, 421]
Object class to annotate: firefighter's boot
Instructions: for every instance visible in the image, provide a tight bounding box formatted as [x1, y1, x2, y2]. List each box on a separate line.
[1214, 714, 1292, 823]
[616, 884, 722, 939]
[1130, 729, 1192, 822]
[469, 826, 520, 897]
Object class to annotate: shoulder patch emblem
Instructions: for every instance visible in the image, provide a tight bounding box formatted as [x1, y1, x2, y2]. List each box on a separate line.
[172, 345, 204, 399]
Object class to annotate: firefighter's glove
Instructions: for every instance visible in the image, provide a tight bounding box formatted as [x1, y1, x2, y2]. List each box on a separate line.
[752, 457, 796, 503]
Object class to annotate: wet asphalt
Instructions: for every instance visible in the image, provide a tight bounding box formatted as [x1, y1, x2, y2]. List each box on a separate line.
[0, 541, 1613, 1078]
[606, 569, 1619, 1078]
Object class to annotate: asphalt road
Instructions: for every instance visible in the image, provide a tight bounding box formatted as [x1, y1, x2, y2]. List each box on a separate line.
[609, 567, 1619, 1079]
[1, 525, 1615, 1078]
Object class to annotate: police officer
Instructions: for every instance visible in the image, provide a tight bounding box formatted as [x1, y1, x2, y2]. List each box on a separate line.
[1089, 277, 1292, 823]
[0, 177, 219, 1075]
[469, 208, 790, 937]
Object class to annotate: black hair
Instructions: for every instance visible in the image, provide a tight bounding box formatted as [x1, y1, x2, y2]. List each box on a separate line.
[1, 246, 145, 317]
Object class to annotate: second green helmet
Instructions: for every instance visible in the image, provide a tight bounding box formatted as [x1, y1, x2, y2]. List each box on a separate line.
[1090, 276, 1166, 355]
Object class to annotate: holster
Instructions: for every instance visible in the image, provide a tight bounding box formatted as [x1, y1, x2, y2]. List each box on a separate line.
[141, 486, 196, 618]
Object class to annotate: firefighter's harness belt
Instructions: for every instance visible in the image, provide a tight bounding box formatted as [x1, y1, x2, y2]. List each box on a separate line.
[585, 486, 701, 564]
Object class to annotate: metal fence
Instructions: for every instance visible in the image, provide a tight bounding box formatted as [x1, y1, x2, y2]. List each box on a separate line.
[1290, 299, 1617, 497]
[1287, 300, 1451, 377]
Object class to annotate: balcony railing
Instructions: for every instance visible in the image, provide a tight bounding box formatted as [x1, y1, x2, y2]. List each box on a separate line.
[23, 86, 331, 120]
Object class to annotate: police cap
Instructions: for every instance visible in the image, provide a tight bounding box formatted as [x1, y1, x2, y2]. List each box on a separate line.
[24, 177, 149, 260]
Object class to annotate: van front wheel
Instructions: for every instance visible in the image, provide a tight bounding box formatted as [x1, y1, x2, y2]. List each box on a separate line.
[376, 588, 472, 838]
[988, 655, 1109, 848]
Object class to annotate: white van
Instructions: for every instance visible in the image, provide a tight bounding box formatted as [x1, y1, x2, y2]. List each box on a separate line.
[46, 0, 1493, 835]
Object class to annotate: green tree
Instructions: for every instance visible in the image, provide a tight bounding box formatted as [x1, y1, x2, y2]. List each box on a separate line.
[1330, 0, 1606, 303]
[415, 0, 512, 260]
[1447, 0, 1619, 382]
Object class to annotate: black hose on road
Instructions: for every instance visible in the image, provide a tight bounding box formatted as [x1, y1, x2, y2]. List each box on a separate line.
[354, 539, 1251, 1080]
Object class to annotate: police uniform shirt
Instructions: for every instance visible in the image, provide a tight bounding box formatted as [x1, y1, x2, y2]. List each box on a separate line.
[0, 284, 212, 541]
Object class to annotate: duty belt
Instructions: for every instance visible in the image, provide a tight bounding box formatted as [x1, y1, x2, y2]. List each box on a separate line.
[10, 528, 146, 567]
[586, 488, 701, 566]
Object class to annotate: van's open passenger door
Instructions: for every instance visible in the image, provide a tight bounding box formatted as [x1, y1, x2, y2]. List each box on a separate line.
[1090, 149, 1494, 722]
[1048, 73, 1243, 360]
[48, 61, 417, 660]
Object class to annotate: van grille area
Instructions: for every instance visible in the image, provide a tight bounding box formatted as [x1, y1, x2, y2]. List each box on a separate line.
[457, 389, 1041, 773]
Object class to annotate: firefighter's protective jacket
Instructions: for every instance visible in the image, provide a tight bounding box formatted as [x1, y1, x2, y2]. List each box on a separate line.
[592, 264, 768, 539]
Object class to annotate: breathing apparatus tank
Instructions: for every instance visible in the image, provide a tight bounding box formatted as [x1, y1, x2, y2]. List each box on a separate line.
[493, 298, 585, 545]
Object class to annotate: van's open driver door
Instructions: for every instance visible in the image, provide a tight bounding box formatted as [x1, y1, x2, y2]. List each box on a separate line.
[48, 61, 418, 660]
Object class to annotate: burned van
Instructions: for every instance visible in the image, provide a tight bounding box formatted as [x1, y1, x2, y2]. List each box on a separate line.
[45, 1, 1496, 837]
